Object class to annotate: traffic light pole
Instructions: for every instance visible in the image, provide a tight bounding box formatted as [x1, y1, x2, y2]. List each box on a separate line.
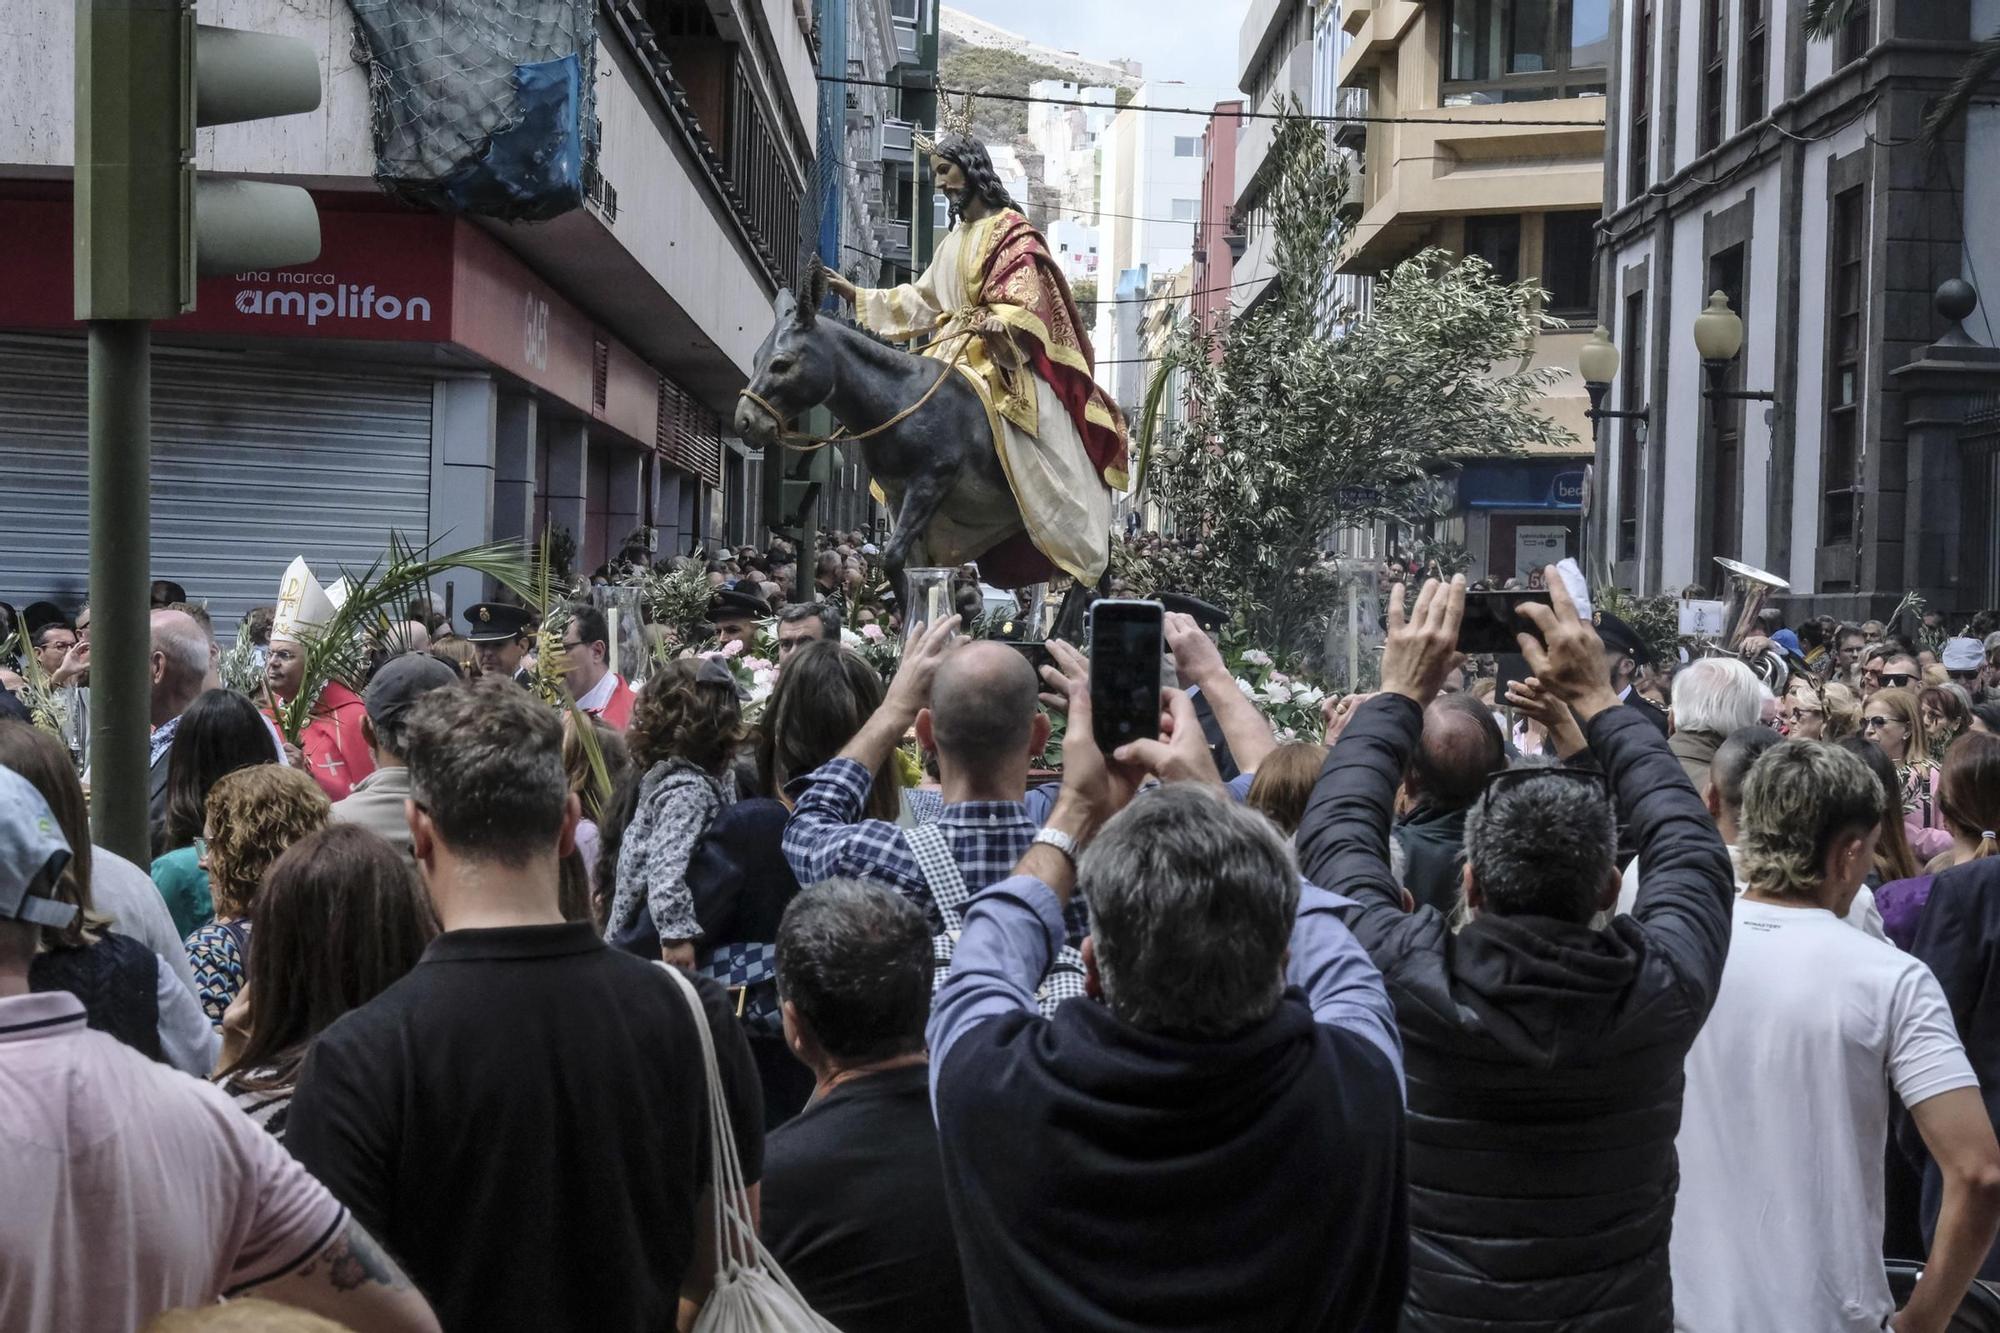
[87, 320, 153, 864]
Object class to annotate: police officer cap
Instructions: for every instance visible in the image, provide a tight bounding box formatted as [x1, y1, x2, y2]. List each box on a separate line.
[1156, 592, 1227, 632]
[463, 602, 536, 644]
[1595, 611, 1650, 664]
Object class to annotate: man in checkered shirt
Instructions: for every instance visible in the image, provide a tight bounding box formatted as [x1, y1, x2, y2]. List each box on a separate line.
[782, 617, 1093, 946]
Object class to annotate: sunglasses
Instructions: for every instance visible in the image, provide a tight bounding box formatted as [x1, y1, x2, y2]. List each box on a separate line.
[1862, 716, 1899, 731]
[1879, 673, 1915, 688]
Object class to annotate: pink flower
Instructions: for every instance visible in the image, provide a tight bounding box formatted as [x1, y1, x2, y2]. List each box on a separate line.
[743, 656, 772, 673]
[861, 623, 886, 642]
[720, 639, 744, 658]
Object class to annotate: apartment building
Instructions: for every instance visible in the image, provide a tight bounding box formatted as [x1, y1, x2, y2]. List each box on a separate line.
[1332, 0, 1605, 582]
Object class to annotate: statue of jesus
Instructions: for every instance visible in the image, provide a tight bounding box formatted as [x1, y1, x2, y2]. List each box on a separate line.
[826, 133, 1128, 587]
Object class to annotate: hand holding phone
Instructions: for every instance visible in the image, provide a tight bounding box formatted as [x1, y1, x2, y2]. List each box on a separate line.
[1088, 599, 1165, 754]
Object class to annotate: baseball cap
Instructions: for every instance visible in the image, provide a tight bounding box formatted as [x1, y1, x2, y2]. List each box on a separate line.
[0, 767, 78, 929]
[365, 652, 461, 728]
[1943, 637, 1984, 673]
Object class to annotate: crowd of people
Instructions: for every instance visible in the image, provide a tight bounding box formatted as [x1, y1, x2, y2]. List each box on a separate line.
[11, 547, 2000, 1332]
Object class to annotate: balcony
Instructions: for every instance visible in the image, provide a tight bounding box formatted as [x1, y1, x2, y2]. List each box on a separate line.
[893, 20, 919, 64]
[880, 218, 913, 257]
[1332, 86, 1369, 153]
[880, 117, 915, 158]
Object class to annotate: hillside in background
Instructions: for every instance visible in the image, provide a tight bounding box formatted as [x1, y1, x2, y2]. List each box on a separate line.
[937, 33, 1080, 143]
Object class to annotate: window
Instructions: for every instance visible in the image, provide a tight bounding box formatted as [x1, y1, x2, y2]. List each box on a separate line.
[1739, 0, 1768, 125]
[1173, 135, 1201, 157]
[1444, 0, 1609, 103]
[1170, 198, 1200, 223]
[1542, 212, 1599, 315]
[1697, 0, 1726, 154]
[1838, 1, 1871, 64]
[1823, 187, 1865, 549]
[1616, 288, 1647, 562]
[1628, 0, 1653, 197]
[1464, 215, 1522, 285]
[1704, 244, 1746, 564]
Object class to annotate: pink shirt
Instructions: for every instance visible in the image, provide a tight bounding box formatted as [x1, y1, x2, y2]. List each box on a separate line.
[0, 991, 347, 1331]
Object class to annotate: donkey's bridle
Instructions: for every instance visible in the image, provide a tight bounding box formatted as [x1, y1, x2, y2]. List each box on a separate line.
[735, 328, 976, 452]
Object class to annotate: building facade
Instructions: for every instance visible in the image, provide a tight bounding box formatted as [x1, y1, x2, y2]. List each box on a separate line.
[1332, 0, 1605, 581]
[1597, 0, 2000, 617]
[0, 0, 824, 623]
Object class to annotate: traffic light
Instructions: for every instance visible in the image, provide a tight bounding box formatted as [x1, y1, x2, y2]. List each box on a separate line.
[75, 1, 323, 320]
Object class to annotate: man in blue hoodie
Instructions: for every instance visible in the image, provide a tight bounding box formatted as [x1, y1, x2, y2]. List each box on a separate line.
[928, 664, 1406, 1332]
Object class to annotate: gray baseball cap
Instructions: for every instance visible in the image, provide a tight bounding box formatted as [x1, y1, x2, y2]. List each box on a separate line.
[0, 767, 78, 929]
[365, 652, 461, 728]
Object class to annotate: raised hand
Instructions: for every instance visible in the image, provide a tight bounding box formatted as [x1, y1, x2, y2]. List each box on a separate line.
[1515, 566, 1621, 720]
[882, 614, 962, 724]
[1114, 689, 1223, 788]
[1379, 577, 1466, 705]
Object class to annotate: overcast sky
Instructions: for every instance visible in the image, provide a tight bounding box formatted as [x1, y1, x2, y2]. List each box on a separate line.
[944, 0, 1252, 102]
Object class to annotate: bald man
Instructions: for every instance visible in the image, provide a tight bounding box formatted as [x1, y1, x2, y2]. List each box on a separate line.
[147, 609, 214, 822]
[781, 620, 1087, 944]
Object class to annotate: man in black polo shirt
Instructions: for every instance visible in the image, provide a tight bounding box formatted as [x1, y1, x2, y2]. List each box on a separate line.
[760, 879, 971, 1333]
[286, 680, 763, 1331]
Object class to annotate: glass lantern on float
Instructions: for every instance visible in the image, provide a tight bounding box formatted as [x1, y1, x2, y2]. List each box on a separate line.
[589, 584, 650, 685]
[901, 568, 956, 640]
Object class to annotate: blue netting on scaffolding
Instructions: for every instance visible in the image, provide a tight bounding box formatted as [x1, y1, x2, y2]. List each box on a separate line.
[346, 0, 600, 221]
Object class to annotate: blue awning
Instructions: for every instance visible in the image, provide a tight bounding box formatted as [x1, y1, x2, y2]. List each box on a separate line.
[1456, 458, 1586, 510]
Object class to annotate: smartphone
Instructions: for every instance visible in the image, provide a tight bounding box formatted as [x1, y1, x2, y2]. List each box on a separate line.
[1088, 599, 1164, 753]
[1457, 591, 1552, 655]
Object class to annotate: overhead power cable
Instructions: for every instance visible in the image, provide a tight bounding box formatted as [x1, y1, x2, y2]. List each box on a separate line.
[818, 72, 1608, 130]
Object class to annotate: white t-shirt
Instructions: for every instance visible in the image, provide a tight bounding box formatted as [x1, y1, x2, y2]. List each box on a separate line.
[1670, 897, 1978, 1332]
[1615, 843, 1886, 940]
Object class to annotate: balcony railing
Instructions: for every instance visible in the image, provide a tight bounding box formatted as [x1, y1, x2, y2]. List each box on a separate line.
[880, 117, 915, 158]
[1333, 86, 1369, 152]
[893, 20, 919, 63]
[880, 218, 913, 256]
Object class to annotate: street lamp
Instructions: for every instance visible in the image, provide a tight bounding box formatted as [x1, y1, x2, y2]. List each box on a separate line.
[1579, 326, 1649, 438]
[1693, 291, 1778, 403]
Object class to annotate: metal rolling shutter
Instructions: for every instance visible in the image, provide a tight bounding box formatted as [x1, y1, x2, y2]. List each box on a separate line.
[0, 335, 433, 632]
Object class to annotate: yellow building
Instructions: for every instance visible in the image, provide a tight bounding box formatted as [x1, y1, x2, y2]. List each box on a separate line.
[1335, 0, 1609, 580]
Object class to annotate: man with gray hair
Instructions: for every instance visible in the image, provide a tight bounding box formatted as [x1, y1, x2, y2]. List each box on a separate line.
[144, 607, 213, 824]
[1297, 570, 1734, 1332]
[926, 671, 1406, 1329]
[1668, 654, 1769, 796]
[774, 601, 840, 669]
[1672, 740, 2000, 1331]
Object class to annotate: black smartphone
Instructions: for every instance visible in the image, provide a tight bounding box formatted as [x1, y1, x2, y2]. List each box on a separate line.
[1457, 591, 1552, 655]
[1088, 599, 1164, 753]
[1004, 640, 1054, 674]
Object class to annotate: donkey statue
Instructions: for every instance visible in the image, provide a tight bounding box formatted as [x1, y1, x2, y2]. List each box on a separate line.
[732, 271, 1096, 636]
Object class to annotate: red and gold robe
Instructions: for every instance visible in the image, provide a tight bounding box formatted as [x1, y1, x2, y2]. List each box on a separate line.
[854, 208, 1126, 585]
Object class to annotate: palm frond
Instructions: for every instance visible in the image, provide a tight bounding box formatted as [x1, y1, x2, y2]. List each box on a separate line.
[1133, 358, 1176, 494]
[1921, 33, 2000, 149]
[1801, 0, 1862, 40]
[277, 534, 535, 742]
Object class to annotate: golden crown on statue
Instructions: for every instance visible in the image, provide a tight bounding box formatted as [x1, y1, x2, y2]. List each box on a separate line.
[912, 90, 977, 156]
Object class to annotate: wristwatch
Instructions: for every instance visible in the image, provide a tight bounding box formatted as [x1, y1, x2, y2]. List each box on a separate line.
[1031, 826, 1080, 864]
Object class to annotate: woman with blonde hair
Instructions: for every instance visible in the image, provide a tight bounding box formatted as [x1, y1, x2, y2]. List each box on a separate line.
[184, 765, 331, 1028]
[1820, 680, 1863, 741]
[1863, 687, 1950, 860]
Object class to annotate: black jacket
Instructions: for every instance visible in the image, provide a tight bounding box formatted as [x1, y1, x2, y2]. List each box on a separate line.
[1904, 857, 2000, 1277]
[1394, 802, 1470, 916]
[1296, 696, 1733, 1332]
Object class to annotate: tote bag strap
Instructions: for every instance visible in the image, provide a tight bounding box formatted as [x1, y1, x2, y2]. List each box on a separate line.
[653, 962, 831, 1322]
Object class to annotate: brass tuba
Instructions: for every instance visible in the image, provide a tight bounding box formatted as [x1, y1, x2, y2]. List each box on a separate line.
[1714, 556, 1793, 691]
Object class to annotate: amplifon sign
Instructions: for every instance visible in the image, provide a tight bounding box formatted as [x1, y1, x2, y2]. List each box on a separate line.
[228, 272, 435, 327]
[0, 198, 454, 341]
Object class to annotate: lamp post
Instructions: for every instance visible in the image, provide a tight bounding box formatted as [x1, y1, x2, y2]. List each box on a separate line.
[1578, 327, 1648, 568]
[1692, 291, 1778, 403]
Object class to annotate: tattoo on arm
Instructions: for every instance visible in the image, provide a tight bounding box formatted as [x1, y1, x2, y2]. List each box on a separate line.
[299, 1223, 411, 1293]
